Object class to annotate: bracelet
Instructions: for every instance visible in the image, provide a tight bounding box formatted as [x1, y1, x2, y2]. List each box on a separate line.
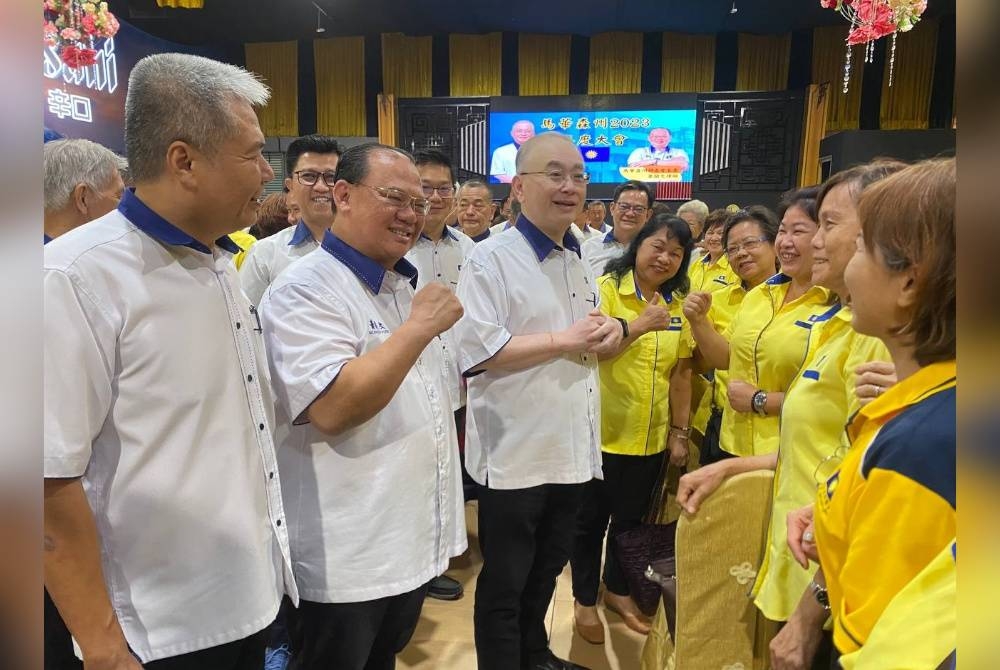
[668, 427, 690, 441]
[615, 317, 629, 338]
[669, 424, 691, 435]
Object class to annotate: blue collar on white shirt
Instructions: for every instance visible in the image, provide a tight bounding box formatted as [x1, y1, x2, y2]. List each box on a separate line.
[603, 229, 617, 244]
[43, 233, 52, 245]
[421, 225, 460, 242]
[320, 230, 418, 293]
[472, 230, 491, 242]
[516, 214, 582, 261]
[287, 220, 316, 246]
[118, 189, 241, 254]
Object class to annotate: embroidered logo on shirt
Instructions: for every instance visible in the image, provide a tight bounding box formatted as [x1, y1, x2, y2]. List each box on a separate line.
[368, 319, 390, 335]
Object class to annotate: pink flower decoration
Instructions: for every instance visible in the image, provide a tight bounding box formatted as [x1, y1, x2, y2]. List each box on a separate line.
[59, 26, 81, 41]
[80, 13, 96, 35]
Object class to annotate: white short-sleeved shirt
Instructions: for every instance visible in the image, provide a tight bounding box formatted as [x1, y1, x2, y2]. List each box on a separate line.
[43, 190, 296, 663]
[453, 216, 603, 490]
[488, 219, 516, 237]
[489, 143, 519, 180]
[239, 221, 319, 305]
[582, 230, 627, 278]
[405, 226, 475, 410]
[626, 145, 690, 166]
[260, 232, 467, 603]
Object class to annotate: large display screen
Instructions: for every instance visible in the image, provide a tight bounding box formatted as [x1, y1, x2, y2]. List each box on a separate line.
[488, 109, 696, 185]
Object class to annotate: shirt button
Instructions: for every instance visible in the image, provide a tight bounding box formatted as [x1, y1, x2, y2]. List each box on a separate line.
[269, 471, 274, 479]
[276, 519, 282, 527]
[236, 322, 242, 329]
[572, 293, 576, 297]
[247, 374, 253, 382]
[259, 423, 265, 430]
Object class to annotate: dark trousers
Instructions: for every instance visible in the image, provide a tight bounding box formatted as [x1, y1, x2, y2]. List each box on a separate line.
[288, 585, 428, 670]
[474, 482, 586, 670]
[44, 589, 82, 670]
[144, 628, 268, 670]
[569, 451, 665, 606]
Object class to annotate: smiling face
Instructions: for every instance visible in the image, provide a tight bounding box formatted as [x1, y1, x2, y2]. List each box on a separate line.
[775, 204, 818, 283]
[511, 135, 587, 231]
[635, 228, 685, 290]
[703, 221, 725, 258]
[418, 163, 455, 233]
[610, 188, 652, 244]
[726, 220, 777, 287]
[511, 120, 535, 145]
[813, 182, 860, 296]
[844, 235, 910, 339]
[331, 149, 424, 268]
[649, 128, 671, 150]
[284, 150, 339, 228]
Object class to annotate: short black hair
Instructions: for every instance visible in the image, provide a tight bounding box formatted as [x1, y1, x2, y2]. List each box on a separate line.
[612, 180, 654, 208]
[721, 205, 780, 251]
[285, 134, 342, 176]
[332, 143, 414, 212]
[413, 149, 454, 184]
[776, 185, 821, 222]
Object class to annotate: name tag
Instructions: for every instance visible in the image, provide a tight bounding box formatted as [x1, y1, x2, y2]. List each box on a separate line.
[368, 319, 390, 335]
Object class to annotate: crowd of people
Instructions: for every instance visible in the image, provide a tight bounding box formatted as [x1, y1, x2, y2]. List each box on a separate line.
[42, 53, 956, 670]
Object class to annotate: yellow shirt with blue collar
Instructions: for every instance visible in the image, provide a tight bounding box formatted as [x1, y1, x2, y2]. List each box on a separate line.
[687, 252, 737, 294]
[597, 270, 694, 457]
[721, 274, 832, 456]
[815, 360, 956, 655]
[751, 304, 890, 621]
[691, 282, 748, 435]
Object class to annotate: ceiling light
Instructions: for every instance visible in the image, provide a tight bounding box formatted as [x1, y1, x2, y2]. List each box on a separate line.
[313, 2, 329, 33]
[730, 1, 738, 14]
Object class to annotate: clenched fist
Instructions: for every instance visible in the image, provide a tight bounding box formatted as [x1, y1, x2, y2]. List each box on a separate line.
[682, 291, 712, 323]
[408, 283, 464, 339]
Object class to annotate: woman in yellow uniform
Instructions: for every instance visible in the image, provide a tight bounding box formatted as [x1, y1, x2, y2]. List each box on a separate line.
[787, 158, 956, 667]
[688, 208, 739, 294]
[570, 214, 695, 643]
[685, 189, 832, 459]
[687, 207, 779, 464]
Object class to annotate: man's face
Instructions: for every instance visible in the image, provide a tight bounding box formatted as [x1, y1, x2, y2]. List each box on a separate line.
[679, 210, 702, 239]
[334, 150, 425, 268]
[587, 202, 606, 227]
[197, 101, 274, 233]
[511, 121, 535, 145]
[285, 151, 340, 226]
[457, 185, 495, 237]
[286, 200, 301, 225]
[649, 129, 671, 150]
[610, 188, 652, 243]
[418, 163, 455, 230]
[501, 198, 512, 219]
[512, 138, 587, 230]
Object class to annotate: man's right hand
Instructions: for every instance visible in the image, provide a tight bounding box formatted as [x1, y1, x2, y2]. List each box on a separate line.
[682, 291, 712, 323]
[635, 292, 671, 334]
[769, 612, 824, 670]
[557, 312, 615, 354]
[409, 283, 464, 339]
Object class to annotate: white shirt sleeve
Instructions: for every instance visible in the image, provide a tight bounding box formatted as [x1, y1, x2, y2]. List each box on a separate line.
[626, 147, 646, 165]
[259, 280, 359, 422]
[239, 242, 272, 306]
[44, 268, 117, 477]
[454, 256, 513, 374]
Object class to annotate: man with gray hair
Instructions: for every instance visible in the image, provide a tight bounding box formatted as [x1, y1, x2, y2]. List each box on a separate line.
[676, 199, 709, 242]
[43, 138, 126, 242]
[44, 53, 296, 669]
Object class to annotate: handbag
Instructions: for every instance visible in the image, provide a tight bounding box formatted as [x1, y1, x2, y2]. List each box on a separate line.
[612, 452, 679, 618]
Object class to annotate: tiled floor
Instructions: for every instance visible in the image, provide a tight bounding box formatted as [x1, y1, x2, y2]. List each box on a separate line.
[400, 501, 648, 670]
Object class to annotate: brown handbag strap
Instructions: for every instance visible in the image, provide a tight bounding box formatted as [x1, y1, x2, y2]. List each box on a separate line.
[643, 451, 683, 525]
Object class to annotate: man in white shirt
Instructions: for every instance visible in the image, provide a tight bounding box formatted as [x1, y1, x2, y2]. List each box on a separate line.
[44, 52, 296, 669]
[586, 200, 610, 235]
[490, 119, 535, 183]
[43, 138, 126, 243]
[456, 180, 498, 242]
[454, 132, 623, 670]
[581, 180, 654, 278]
[239, 134, 341, 305]
[406, 149, 476, 602]
[259, 143, 467, 670]
[625, 127, 690, 172]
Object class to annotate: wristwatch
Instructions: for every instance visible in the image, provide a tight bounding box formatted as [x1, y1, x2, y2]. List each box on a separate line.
[751, 389, 768, 416]
[809, 580, 830, 611]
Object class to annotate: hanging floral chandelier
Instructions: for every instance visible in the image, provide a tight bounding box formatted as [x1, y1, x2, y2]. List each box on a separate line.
[821, 0, 927, 92]
[43, 0, 120, 69]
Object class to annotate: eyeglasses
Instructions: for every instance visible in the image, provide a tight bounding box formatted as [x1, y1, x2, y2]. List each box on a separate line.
[725, 236, 770, 257]
[614, 203, 648, 215]
[358, 183, 431, 216]
[518, 170, 590, 185]
[294, 170, 337, 187]
[422, 184, 455, 198]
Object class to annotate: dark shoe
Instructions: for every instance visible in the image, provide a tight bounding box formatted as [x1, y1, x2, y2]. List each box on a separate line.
[524, 649, 591, 670]
[426, 574, 463, 601]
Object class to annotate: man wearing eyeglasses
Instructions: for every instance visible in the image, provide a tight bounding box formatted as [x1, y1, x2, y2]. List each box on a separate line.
[259, 143, 467, 669]
[405, 149, 475, 603]
[455, 132, 623, 670]
[581, 180, 655, 278]
[240, 134, 341, 305]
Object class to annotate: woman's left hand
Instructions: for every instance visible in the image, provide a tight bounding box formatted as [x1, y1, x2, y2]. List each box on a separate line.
[667, 435, 689, 468]
[727, 379, 757, 413]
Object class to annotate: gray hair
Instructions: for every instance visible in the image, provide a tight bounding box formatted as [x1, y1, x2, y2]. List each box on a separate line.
[458, 179, 490, 196]
[124, 53, 270, 182]
[676, 199, 710, 224]
[43, 139, 127, 211]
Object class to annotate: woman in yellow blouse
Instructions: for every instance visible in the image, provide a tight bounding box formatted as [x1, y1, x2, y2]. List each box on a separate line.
[570, 214, 695, 642]
[688, 208, 739, 293]
[677, 161, 905, 669]
[788, 158, 956, 667]
[685, 190, 832, 459]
